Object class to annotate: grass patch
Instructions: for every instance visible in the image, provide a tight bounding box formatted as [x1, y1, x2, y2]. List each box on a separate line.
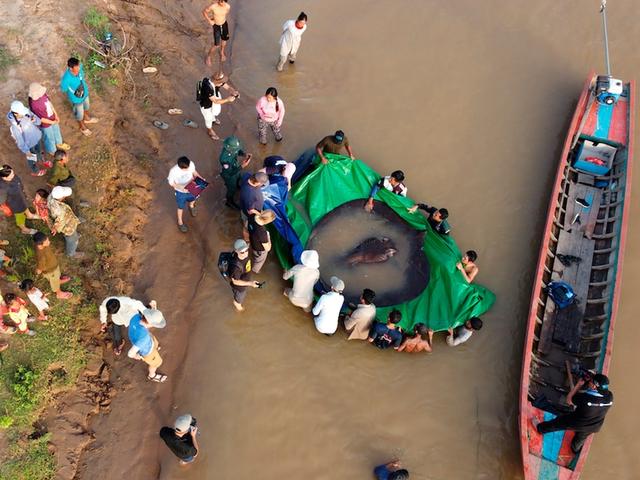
[0, 47, 19, 80]
[0, 434, 56, 480]
[83, 7, 111, 38]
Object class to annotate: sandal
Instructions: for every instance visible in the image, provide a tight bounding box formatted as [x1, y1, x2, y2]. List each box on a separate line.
[56, 143, 71, 151]
[60, 275, 71, 284]
[208, 131, 220, 141]
[81, 129, 92, 137]
[148, 373, 168, 383]
[30, 170, 46, 177]
[142, 66, 158, 74]
[183, 119, 198, 129]
[168, 108, 183, 115]
[153, 120, 169, 130]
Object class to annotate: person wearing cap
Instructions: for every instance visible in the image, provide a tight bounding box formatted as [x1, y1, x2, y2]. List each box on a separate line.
[312, 276, 345, 335]
[48, 186, 81, 257]
[219, 136, 252, 209]
[28, 82, 71, 156]
[127, 308, 167, 382]
[368, 309, 403, 350]
[283, 250, 320, 312]
[277, 12, 308, 72]
[259, 155, 296, 190]
[535, 373, 613, 453]
[239, 171, 268, 237]
[98, 296, 149, 356]
[167, 156, 206, 233]
[60, 57, 99, 136]
[248, 209, 276, 274]
[316, 130, 355, 164]
[159, 413, 199, 464]
[7, 100, 47, 175]
[0, 165, 39, 235]
[32, 231, 73, 300]
[229, 239, 262, 311]
[199, 72, 238, 141]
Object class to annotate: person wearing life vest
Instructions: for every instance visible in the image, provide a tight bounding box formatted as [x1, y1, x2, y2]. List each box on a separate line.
[535, 373, 613, 453]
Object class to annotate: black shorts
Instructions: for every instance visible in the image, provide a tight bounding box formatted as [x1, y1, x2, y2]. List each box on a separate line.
[213, 22, 230, 46]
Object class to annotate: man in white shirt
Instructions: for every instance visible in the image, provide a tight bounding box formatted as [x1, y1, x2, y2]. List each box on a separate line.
[167, 156, 206, 233]
[277, 12, 308, 72]
[364, 170, 407, 212]
[446, 317, 483, 347]
[283, 250, 320, 312]
[312, 276, 345, 335]
[99, 296, 152, 355]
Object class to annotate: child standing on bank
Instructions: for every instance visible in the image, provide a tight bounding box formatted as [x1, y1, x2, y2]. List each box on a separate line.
[20, 279, 49, 321]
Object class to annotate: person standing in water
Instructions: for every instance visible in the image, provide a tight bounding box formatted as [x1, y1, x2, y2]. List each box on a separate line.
[282, 250, 320, 312]
[277, 12, 308, 72]
[316, 130, 356, 164]
[456, 250, 479, 283]
[202, 0, 231, 66]
[256, 87, 285, 144]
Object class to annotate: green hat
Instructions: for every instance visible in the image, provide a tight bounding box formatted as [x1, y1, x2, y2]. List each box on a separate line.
[223, 136, 242, 154]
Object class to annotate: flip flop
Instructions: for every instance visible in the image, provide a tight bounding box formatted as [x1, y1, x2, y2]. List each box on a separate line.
[153, 120, 169, 130]
[148, 373, 168, 383]
[208, 132, 220, 141]
[142, 66, 158, 74]
[81, 129, 92, 137]
[168, 109, 183, 115]
[183, 119, 198, 129]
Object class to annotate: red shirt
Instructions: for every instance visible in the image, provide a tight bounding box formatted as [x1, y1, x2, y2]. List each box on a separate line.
[28, 95, 56, 128]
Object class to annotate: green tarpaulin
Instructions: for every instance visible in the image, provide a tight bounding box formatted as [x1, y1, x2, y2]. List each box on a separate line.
[274, 154, 495, 332]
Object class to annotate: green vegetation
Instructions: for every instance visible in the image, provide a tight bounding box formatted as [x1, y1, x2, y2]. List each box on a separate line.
[0, 47, 19, 80]
[0, 228, 94, 476]
[83, 7, 111, 38]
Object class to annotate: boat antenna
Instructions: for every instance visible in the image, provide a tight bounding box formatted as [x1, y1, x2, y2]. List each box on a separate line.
[600, 0, 612, 76]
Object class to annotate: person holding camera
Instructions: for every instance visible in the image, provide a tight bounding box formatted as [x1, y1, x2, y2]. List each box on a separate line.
[159, 413, 199, 465]
[229, 239, 263, 312]
[198, 72, 238, 141]
[535, 373, 613, 453]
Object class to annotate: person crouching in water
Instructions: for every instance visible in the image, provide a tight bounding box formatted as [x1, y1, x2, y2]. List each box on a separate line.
[312, 276, 345, 336]
[282, 250, 320, 312]
[398, 323, 431, 353]
[368, 309, 403, 350]
[456, 249, 479, 283]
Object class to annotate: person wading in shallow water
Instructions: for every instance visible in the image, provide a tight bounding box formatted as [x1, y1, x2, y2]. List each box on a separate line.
[312, 276, 345, 336]
[160, 414, 200, 465]
[282, 250, 320, 312]
[229, 239, 262, 312]
[316, 130, 356, 164]
[256, 87, 285, 144]
[456, 249, 479, 283]
[364, 170, 407, 212]
[202, 0, 231, 66]
[219, 136, 252, 209]
[277, 12, 308, 71]
[167, 156, 206, 233]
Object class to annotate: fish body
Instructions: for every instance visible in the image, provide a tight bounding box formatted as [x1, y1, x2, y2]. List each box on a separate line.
[346, 237, 397, 265]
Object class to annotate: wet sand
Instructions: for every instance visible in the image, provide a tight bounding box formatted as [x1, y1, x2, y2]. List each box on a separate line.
[79, 1, 639, 479]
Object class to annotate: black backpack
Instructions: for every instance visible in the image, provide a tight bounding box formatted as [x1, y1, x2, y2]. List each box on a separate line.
[218, 252, 235, 281]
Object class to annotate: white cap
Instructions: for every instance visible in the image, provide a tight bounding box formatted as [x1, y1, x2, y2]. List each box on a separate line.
[142, 308, 166, 328]
[174, 414, 192, 432]
[330, 276, 345, 292]
[51, 186, 72, 200]
[300, 250, 319, 269]
[10, 100, 29, 116]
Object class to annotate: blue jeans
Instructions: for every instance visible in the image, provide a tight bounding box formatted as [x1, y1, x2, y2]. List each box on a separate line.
[41, 125, 63, 154]
[64, 230, 79, 256]
[174, 190, 196, 210]
[27, 144, 43, 173]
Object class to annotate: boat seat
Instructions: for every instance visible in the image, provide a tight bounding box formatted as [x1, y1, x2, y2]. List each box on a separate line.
[537, 228, 595, 355]
[563, 183, 602, 239]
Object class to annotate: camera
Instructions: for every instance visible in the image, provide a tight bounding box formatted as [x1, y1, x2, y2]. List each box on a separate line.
[256, 281, 266, 289]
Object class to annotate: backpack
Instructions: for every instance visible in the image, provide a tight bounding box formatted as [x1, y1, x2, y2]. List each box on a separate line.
[545, 281, 576, 309]
[217, 251, 235, 281]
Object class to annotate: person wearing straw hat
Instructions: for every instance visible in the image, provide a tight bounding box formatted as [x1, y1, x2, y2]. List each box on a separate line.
[159, 413, 200, 465]
[27, 82, 70, 156]
[283, 250, 320, 312]
[48, 186, 82, 257]
[312, 276, 345, 335]
[229, 239, 262, 311]
[7, 100, 46, 176]
[248, 209, 275, 274]
[127, 308, 167, 382]
[198, 71, 238, 141]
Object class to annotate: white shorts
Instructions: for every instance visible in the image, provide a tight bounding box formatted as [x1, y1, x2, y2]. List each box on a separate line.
[200, 105, 221, 129]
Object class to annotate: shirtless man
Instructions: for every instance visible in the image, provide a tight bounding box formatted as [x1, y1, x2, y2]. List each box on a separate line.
[398, 323, 432, 353]
[203, 0, 231, 65]
[456, 249, 479, 283]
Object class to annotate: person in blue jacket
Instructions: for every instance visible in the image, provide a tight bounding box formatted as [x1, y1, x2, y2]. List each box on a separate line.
[60, 57, 99, 136]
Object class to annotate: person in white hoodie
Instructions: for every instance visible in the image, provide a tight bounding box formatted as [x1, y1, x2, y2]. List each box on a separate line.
[283, 250, 320, 312]
[312, 276, 345, 336]
[277, 12, 308, 72]
[7, 101, 46, 175]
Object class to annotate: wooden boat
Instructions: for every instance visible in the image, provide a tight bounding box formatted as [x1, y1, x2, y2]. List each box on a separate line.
[518, 63, 635, 480]
[520, 4, 634, 476]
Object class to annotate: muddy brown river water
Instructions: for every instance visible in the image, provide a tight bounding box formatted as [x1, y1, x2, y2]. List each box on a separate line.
[156, 1, 640, 479]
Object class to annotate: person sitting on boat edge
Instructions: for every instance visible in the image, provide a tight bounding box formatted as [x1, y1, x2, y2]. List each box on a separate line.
[364, 170, 407, 212]
[408, 202, 450, 235]
[368, 309, 403, 350]
[316, 130, 355, 164]
[343, 288, 376, 341]
[398, 322, 432, 353]
[456, 250, 479, 283]
[534, 373, 613, 454]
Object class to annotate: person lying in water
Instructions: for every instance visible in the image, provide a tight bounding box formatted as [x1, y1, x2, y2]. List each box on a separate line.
[408, 202, 450, 235]
[456, 250, 479, 283]
[398, 322, 432, 353]
[364, 170, 407, 212]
